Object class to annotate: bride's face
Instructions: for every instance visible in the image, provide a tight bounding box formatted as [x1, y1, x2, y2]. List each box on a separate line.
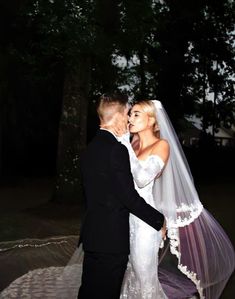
[129, 104, 153, 133]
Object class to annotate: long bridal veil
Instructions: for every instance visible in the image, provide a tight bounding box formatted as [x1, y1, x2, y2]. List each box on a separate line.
[0, 236, 82, 298]
[151, 100, 234, 299]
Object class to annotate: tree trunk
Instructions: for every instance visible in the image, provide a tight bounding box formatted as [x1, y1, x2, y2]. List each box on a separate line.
[53, 56, 91, 202]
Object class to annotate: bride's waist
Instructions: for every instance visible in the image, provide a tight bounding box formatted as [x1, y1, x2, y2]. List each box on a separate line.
[136, 189, 154, 195]
[135, 184, 154, 194]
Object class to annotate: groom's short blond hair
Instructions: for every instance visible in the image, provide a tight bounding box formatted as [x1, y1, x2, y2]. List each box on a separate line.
[97, 93, 128, 124]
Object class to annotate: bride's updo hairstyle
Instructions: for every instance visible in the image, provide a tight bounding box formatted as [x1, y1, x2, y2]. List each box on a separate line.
[135, 100, 160, 135]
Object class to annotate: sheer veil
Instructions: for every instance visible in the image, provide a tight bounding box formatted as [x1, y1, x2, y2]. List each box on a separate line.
[151, 100, 234, 299]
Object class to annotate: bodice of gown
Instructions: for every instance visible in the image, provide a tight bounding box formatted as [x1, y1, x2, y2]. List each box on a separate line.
[133, 156, 163, 204]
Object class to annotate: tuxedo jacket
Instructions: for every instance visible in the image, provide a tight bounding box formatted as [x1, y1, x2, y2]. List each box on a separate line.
[80, 129, 164, 254]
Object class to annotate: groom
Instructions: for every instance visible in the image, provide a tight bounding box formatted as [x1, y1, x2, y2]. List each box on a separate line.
[78, 93, 165, 299]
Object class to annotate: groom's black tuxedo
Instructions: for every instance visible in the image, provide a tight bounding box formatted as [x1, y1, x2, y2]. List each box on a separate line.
[78, 129, 164, 299]
[80, 129, 164, 253]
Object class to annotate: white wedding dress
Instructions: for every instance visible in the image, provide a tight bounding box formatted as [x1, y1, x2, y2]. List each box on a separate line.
[120, 154, 168, 299]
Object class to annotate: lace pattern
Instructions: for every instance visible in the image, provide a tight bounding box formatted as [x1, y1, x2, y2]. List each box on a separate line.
[119, 140, 204, 298]
[119, 156, 168, 299]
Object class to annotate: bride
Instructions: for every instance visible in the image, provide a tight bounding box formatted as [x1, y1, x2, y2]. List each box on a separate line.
[118, 100, 170, 299]
[0, 100, 234, 299]
[119, 100, 234, 299]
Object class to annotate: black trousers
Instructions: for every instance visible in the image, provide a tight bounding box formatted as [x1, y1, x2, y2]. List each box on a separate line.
[77, 251, 128, 299]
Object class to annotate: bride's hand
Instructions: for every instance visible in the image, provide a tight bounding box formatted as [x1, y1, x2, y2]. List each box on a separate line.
[102, 124, 127, 137]
[102, 117, 129, 137]
[161, 219, 167, 240]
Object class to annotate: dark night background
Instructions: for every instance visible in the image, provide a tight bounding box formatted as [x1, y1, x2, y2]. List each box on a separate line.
[0, 0, 234, 297]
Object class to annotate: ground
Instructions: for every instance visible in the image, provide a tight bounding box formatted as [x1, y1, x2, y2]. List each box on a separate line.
[0, 175, 234, 298]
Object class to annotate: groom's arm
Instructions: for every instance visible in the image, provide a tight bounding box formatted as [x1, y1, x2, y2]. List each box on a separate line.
[110, 143, 164, 231]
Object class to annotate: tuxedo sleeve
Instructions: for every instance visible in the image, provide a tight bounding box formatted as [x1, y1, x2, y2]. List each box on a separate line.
[110, 143, 164, 231]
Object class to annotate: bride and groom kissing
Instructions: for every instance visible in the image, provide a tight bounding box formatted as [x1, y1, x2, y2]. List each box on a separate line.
[0, 93, 233, 299]
[78, 93, 168, 299]
[78, 93, 234, 299]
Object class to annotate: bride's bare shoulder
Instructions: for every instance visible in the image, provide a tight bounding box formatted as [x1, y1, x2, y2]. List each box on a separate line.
[151, 139, 169, 163]
[156, 138, 169, 148]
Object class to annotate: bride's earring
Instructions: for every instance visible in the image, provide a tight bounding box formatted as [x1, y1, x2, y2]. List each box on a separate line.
[154, 122, 160, 132]
[148, 117, 156, 129]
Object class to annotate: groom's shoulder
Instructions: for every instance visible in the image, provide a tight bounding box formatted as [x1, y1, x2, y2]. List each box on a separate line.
[111, 141, 129, 160]
[83, 131, 128, 157]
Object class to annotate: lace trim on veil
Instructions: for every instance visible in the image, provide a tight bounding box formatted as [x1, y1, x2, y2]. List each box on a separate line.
[167, 202, 204, 228]
[0, 235, 78, 252]
[167, 205, 205, 299]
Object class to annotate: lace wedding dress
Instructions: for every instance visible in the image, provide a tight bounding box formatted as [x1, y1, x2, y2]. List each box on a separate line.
[120, 154, 168, 299]
[119, 135, 197, 299]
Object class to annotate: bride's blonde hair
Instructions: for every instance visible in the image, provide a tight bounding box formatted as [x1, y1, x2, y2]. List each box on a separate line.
[135, 100, 160, 136]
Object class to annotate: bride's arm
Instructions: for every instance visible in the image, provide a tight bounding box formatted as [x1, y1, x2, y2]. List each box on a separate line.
[110, 143, 165, 231]
[118, 134, 166, 188]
